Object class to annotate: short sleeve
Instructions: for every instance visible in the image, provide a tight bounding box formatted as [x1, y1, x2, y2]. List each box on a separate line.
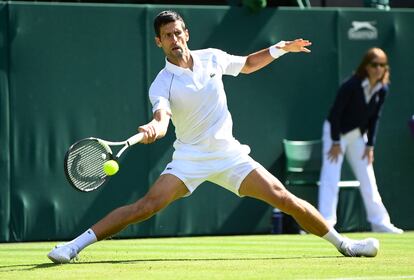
[213, 49, 247, 77]
[149, 71, 172, 115]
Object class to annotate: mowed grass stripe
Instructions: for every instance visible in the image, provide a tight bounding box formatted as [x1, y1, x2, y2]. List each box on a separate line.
[0, 232, 413, 280]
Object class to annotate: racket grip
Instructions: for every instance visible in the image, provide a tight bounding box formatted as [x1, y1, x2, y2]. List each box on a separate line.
[127, 133, 144, 146]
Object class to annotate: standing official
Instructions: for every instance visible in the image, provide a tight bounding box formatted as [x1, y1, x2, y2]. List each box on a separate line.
[319, 47, 403, 234]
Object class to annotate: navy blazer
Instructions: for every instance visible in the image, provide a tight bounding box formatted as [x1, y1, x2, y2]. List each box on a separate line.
[327, 75, 388, 147]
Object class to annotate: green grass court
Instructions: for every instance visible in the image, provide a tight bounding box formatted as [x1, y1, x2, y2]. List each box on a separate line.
[1, 232, 413, 279]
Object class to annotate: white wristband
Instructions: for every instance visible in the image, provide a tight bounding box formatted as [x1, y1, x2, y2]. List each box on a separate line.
[269, 41, 288, 59]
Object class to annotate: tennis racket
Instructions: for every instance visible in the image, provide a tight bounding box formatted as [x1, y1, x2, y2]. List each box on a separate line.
[64, 133, 144, 192]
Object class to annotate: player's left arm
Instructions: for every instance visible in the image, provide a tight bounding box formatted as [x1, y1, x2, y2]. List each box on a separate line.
[240, 39, 312, 74]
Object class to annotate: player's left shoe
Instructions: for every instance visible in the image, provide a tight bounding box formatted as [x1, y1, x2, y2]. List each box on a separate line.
[47, 243, 78, 264]
[339, 238, 379, 257]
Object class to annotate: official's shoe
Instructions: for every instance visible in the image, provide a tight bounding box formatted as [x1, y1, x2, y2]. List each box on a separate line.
[372, 224, 404, 234]
[47, 243, 78, 264]
[339, 238, 379, 257]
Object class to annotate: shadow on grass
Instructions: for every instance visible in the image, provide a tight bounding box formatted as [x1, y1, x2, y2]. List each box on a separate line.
[84, 255, 343, 264]
[0, 255, 342, 272]
[0, 262, 57, 272]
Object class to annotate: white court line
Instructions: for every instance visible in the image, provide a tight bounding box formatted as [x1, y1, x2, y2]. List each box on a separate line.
[304, 276, 414, 280]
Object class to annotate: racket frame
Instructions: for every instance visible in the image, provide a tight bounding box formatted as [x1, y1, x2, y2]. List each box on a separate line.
[64, 133, 144, 192]
[99, 133, 144, 159]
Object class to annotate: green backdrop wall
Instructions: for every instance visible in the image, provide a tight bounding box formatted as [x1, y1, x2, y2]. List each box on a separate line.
[0, 3, 11, 242]
[0, 3, 413, 242]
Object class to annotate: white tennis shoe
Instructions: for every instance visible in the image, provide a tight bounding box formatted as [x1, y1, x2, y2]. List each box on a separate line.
[47, 243, 78, 264]
[339, 238, 379, 257]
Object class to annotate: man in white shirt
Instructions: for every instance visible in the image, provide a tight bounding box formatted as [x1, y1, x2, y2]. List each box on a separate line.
[48, 10, 379, 264]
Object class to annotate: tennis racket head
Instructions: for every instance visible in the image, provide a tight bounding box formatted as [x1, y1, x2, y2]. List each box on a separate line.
[64, 137, 114, 192]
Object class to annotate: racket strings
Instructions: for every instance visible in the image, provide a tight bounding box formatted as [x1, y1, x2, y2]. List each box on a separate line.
[66, 140, 109, 191]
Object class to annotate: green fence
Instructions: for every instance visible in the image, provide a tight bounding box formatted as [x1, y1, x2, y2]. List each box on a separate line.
[0, 3, 413, 241]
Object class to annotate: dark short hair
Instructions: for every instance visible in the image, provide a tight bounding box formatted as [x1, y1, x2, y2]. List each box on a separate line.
[153, 10, 186, 37]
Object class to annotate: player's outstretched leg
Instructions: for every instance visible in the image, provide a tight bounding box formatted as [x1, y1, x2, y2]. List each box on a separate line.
[47, 174, 188, 263]
[239, 167, 379, 257]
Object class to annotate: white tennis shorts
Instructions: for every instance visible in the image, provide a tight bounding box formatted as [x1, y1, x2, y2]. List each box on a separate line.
[161, 153, 261, 197]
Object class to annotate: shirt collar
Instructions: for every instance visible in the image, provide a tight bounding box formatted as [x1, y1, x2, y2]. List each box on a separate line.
[361, 78, 382, 103]
[361, 78, 382, 93]
[361, 78, 370, 88]
[165, 50, 199, 76]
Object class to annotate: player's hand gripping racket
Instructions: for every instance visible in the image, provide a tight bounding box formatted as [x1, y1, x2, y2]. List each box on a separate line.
[64, 133, 144, 192]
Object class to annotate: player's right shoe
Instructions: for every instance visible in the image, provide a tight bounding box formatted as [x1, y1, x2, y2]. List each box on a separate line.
[338, 238, 379, 257]
[47, 243, 78, 264]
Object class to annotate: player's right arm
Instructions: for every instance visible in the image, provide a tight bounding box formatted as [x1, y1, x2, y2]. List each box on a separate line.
[144, 68, 174, 144]
[138, 109, 171, 144]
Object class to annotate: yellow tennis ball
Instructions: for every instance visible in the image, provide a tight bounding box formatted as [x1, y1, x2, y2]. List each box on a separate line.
[103, 160, 119, 176]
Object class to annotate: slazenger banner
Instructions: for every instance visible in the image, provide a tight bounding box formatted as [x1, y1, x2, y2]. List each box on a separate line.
[348, 21, 378, 40]
[337, 10, 395, 80]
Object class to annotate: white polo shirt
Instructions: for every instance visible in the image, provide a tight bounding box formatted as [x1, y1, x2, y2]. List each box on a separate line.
[149, 48, 251, 161]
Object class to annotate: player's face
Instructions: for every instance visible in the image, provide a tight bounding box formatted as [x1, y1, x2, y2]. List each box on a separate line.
[155, 21, 189, 61]
[366, 56, 387, 82]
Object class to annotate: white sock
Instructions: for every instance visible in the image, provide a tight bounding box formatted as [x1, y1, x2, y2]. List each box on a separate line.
[67, 229, 97, 252]
[322, 228, 345, 249]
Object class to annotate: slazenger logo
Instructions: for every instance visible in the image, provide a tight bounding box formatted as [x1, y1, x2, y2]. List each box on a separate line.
[348, 21, 378, 40]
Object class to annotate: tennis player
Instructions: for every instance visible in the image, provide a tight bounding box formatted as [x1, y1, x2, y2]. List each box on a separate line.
[48, 10, 379, 263]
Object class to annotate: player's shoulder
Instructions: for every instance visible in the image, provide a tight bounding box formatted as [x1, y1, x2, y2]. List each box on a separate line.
[192, 48, 227, 60]
[155, 65, 175, 82]
[150, 68, 173, 91]
[192, 48, 223, 54]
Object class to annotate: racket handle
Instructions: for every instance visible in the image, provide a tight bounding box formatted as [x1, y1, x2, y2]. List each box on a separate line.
[127, 133, 144, 146]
